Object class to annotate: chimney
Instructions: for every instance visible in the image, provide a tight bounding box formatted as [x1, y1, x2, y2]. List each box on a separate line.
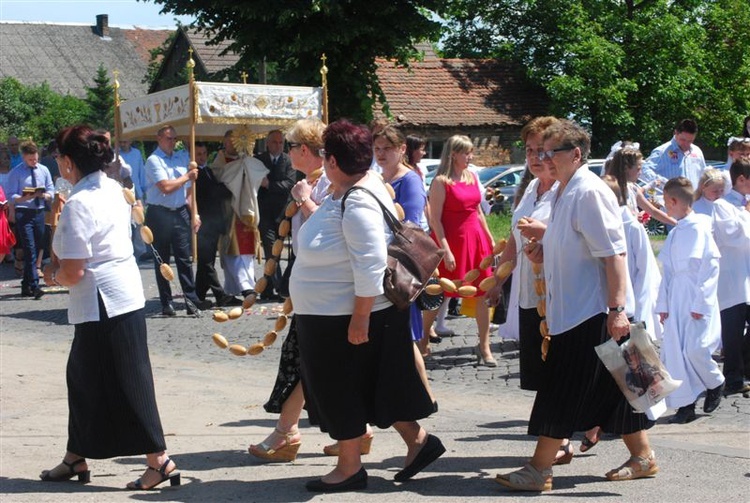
[96, 14, 109, 38]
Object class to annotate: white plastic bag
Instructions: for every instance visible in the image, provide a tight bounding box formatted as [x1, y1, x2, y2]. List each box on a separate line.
[595, 322, 681, 419]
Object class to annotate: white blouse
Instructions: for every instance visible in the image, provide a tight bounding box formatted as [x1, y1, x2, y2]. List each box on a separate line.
[512, 177, 558, 309]
[290, 172, 394, 316]
[544, 167, 627, 335]
[53, 170, 144, 324]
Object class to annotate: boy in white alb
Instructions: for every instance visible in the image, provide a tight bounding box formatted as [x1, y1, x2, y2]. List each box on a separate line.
[714, 159, 750, 395]
[656, 177, 725, 424]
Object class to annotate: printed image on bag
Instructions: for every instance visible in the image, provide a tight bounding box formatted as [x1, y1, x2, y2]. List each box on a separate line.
[595, 322, 682, 417]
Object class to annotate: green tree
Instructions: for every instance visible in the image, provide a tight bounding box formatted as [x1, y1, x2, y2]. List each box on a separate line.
[85, 63, 115, 131]
[0, 78, 89, 143]
[145, 0, 443, 122]
[439, 0, 750, 154]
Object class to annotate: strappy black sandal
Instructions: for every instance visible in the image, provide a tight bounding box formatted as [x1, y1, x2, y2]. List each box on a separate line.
[126, 458, 180, 490]
[40, 458, 91, 483]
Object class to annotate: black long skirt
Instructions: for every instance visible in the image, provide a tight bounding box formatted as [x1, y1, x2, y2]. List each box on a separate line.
[528, 313, 654, 439]
[263, 315, 301, 414]
[67, 299, 166, 459]
[297, 306, 434, 441]
[518, 306, 545, 391]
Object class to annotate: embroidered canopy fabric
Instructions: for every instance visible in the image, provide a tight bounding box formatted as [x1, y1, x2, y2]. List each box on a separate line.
[118, 82, 323, 141]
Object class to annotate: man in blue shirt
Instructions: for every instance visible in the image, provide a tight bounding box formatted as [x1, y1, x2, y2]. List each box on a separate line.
[641, 119, 707, 190]
[144, 125, 210, 316]
[119, 139, 150, 261]
[6, 140, 53, 298]
[8, 136, 22, 169]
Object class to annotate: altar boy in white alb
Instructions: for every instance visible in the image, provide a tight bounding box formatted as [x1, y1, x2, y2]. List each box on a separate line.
[656, 177, 725, 425]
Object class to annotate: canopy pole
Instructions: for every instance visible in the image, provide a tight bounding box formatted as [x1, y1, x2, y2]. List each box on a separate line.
[320, 54, 328, 125]
[187, 48, 198, 261]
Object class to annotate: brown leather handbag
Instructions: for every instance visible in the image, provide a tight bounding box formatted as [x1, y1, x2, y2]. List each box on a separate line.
[342, 186, 445, 311]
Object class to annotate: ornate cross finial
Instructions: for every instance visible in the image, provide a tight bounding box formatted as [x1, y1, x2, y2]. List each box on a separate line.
[240, 71, 248, 84]
[187, 47, 195, 69]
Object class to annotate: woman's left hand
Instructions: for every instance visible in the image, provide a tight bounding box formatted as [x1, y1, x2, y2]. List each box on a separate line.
[607, 311, 630, 341]
[348, 313, 370, 345]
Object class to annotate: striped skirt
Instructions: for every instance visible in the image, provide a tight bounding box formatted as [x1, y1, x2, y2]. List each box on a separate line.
[67, 298, 166, 459]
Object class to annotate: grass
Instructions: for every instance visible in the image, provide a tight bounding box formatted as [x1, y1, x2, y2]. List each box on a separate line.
[486, 212, 512, 240]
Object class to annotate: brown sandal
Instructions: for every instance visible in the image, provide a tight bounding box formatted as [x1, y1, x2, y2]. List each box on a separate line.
[605, 451, 658, 481]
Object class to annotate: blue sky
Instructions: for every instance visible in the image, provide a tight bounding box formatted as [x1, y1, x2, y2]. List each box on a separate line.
[0, 0, 194, 27]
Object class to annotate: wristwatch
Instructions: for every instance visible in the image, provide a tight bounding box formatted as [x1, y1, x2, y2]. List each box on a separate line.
[607, 306, 625, 314]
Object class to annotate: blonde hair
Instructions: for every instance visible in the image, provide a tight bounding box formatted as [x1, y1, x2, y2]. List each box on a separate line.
[664, 176, 694, 206]
[435, 135, 474, 185]
[285, 119, 325, 154]
[694, 169, 725, 201]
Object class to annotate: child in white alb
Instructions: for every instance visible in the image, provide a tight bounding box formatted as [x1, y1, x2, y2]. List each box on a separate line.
[656, 177, 725, 424]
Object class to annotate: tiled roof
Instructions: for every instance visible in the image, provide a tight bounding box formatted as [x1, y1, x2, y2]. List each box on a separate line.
[122, 27, 174, 66]
[0, 21, 172, 100]
[375, 51, 548, 128]
[184, 28, 240, 75]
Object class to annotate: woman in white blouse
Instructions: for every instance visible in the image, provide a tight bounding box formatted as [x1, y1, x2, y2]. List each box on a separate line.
[41, 125, 177, 491]
[496, 120, 656, 492]
[290, 120, 443, 493]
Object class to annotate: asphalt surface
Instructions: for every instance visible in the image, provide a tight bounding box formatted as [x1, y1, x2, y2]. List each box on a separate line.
[1, 258, 749, 502]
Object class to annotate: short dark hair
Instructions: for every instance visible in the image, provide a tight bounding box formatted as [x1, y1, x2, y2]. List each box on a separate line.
[56, 125, 114, 176]
[405, 134, 426, 166]
[675, 119, 698, 135]
[20, 140, 38, 155]
[323, 119, 372, 175]
[729, 157, 750, 186]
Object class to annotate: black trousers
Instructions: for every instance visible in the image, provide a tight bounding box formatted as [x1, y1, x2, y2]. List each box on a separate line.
[145, 205, 199, 307]
[720, 303, 750, 386]
[195, 217, 226, 301]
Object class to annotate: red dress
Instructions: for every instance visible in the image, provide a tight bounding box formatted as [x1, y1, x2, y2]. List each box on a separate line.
[0, 186, 15, 255]
[433, 174, 493, 296]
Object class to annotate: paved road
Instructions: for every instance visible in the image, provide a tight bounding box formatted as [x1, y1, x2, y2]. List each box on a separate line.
[1, 260, 748, 502]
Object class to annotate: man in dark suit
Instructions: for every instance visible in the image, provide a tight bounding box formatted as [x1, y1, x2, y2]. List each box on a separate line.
[255, 129, 295, 301]
[194, 141, 241, 307]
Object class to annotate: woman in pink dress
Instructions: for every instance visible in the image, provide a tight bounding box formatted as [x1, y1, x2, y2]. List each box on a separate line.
[421, 135, 496, 365]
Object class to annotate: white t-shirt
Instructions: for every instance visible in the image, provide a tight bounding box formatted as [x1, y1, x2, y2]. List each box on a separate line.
[53, 170, 144, 324]
[543, 167, 627, 335]
[290, 171, 394, 316]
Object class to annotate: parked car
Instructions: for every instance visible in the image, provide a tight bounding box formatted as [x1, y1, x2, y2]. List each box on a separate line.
[483, 165, 526, 213]
[587, 158, 607, 176]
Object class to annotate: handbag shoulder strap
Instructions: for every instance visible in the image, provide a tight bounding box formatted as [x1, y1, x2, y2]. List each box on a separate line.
[340, 185, 402, 234]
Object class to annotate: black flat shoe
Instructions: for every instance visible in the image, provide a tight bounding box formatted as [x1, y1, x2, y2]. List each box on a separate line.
[306, 467, 367, 493]
[394, 434, 446, 482]
[703, 382, 724, 413]
[162, 304, 176, 316]
[40, 458, 91, 483]
[668, 404, 697, 424]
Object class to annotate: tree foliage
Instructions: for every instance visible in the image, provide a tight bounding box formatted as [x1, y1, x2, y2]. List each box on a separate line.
[0, 78, 89, 143]
[85, 64, 115, 131]
[145, 0, 443, 122]
[439, 0, 750, 154]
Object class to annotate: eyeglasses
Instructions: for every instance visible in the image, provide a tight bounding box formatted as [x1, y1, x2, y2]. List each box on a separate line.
[287, 142, 302, 150]
[318, 148, 328, 157]
[538, 145, 575, 161]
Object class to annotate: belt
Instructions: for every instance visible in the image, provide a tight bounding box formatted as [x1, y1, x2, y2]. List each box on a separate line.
[15, 207, 45, 213]
[152, 205, 186, 212]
